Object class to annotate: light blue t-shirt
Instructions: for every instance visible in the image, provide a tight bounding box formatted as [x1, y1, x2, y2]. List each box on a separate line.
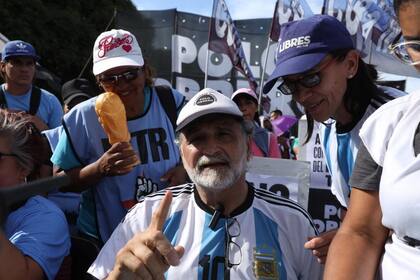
[5, 196, 71, 280]
[51, 86, 185, 242]
[1, 84, 63, 129]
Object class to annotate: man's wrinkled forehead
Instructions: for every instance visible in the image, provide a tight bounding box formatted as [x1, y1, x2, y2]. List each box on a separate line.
[181, 114, 242, 136]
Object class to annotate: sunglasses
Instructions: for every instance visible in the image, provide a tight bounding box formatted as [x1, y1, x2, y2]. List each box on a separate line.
[0, 151, 18, 160]
[99, 68, 141, 86]
[225, 218, 242, 270]
[389, 40, 420, 66]
[277, 58, 335, 96]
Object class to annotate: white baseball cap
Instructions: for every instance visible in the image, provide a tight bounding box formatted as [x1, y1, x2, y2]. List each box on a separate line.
[92, 29, 144, 75]
[176, 88, 243, 132]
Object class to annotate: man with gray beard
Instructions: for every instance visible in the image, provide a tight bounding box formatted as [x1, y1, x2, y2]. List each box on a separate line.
[88, 88, 323, 280]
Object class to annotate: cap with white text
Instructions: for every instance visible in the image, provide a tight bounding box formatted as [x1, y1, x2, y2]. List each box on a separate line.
[176, 88, 243, 132]
[263, 15, 354, 93]
[1, 40, 39, 61]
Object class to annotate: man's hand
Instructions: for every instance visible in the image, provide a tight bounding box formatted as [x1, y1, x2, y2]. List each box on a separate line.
[160, 164, 188, 187]
[108, 191, 184, 279]
[304, 229, 338, 264]
[97, 142, 140, 177]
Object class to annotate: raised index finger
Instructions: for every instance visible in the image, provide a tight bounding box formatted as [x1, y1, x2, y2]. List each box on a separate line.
[149, 191, 173, 231]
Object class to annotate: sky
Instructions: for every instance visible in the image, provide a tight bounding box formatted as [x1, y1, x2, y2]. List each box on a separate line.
[132, 0, 419, 92]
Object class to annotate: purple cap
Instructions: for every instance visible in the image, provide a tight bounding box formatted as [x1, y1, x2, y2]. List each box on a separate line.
[263, 15, 354, 94]
[1, 40, 39, 61]
[231, 88, 258, 103]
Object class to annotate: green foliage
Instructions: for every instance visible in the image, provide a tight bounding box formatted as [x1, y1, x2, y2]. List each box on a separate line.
[0, 0, 137, 84]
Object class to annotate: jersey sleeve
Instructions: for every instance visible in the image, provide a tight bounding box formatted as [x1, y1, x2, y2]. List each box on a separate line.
[88, 200, 152, 279]
[290, 211, 324, 279]
[349, 143, 382, 191]
[8, 198, 70, 280]
[42, 126, 62, 152]
[52, 100, 97, 168]
[50, 130, 82, 170]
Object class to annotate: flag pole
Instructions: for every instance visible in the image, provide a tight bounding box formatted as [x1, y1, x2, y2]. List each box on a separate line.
[258, 0, 278, 114]
[78, 8, 117, 78]
[258, 35, 272, 113]
[205, 0, 217, 88]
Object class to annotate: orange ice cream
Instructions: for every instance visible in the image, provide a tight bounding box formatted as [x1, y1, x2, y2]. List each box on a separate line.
[95, 92, 130, 144]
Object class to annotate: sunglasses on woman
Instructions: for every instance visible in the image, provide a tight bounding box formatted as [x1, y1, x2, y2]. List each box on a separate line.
[389, 40, 420, 66]
[99, 68, 141, 86]
[277, 58, 335, 96]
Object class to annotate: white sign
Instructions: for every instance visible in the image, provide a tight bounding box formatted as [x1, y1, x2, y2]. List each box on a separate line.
[298, 117, 331, 189]
[246, 156, 310, 210]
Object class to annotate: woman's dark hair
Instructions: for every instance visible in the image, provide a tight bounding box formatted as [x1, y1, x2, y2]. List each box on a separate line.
[393, 0, 417, 18]
[304, 49, 381, 143]
[143, 58, 155, 87]
[271, 109, 283, 117]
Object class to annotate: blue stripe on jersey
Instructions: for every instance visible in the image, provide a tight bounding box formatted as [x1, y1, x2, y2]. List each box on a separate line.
[198, 213, 225, 280]
[163, 210, 182, 280]
[337, 133, 354, 187]
[163, 210, 182, 245]
[253, 208, 287, 279]
[323, 125, 333, 173]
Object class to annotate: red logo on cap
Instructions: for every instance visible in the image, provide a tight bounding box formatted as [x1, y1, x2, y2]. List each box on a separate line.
[122, 45, 132, 52]
[97, 34, 133, 58]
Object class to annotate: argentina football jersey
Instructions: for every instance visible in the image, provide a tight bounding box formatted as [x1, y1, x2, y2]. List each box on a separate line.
[89, 184, 322, 279]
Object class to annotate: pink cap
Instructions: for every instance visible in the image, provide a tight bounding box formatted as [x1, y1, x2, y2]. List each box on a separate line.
[231, 88, 258, 103]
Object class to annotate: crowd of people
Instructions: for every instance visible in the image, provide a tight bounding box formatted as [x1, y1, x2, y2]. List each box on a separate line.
[0, 0, 419, 278]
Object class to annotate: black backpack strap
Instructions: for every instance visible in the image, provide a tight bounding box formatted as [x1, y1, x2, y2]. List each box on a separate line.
[28, 86, 41, 115]
[0, 86, 8, 109]
[155, 85, 177, 130]
[0, 86, 41, 114]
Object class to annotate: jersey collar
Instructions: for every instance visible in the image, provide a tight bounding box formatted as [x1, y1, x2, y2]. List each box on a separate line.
[193, 182, 254, 218]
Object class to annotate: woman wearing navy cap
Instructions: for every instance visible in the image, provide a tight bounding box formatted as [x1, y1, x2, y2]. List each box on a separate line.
[263, 14, 407, 264]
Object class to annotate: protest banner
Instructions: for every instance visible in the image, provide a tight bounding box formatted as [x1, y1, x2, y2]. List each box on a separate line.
[207, 0, 258, 91]
[323, 0, 417, 76]
[115, 10, 277, 101]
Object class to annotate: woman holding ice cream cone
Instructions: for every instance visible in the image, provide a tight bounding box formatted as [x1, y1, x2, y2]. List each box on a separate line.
[51, 29, 187, 244]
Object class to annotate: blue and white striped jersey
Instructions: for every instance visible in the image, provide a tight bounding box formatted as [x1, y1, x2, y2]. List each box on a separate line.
[88, 184, 323, 280]
[320, 86, 406, 208]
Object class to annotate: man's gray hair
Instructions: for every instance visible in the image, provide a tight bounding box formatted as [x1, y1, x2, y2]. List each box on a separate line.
[0, 110, 44, 178]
